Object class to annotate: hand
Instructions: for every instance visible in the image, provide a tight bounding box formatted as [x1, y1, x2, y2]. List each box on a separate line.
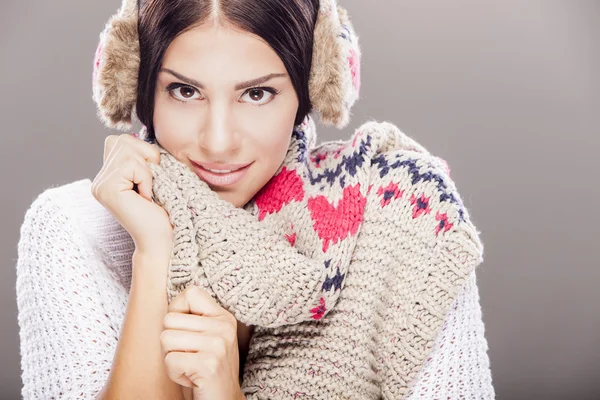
[161, 286, 245, 400]
[91, 133, 174, 262]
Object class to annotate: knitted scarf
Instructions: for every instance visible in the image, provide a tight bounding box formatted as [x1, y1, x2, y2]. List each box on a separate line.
[147, 116, 484, 398]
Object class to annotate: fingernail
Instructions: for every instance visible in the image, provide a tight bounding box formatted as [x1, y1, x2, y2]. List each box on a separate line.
[132, 132, 139, 138]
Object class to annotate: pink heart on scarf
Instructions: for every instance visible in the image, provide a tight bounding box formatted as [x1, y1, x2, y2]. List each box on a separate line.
[254, 167, 305, 221]
[308, 184, 366, 252]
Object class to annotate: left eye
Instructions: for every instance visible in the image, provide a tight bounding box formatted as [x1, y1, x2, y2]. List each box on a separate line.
[241, 88, 276, 105]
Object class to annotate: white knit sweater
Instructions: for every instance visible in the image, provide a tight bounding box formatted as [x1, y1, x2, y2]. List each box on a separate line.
[16, 178, 494, 399]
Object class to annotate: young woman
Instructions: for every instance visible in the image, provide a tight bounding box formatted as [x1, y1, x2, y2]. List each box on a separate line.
[16, 0, 494, 399]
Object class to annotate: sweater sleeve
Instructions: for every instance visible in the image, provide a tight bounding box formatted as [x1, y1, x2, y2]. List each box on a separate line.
[404, 269, 495, 399]
[16, 191, 121, 399]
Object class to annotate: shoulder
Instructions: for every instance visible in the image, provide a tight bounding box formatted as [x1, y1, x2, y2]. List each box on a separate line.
[308, 119, 447, 178]
[312, 119, 484, 264]
[365, 120, 483, 266]
[344, 119, 451, 179]
[22, 178, 105, 241]
[19, 178, 133, 276]
[17, 180, 101, 290]
[21, 179, 96, 238]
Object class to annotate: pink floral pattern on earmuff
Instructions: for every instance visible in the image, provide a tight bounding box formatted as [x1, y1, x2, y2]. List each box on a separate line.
[93, 43, 102, 78]
[348, 48, 361, 93]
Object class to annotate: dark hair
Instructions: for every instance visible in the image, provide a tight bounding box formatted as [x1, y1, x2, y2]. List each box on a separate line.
[136, 0, 319, 142]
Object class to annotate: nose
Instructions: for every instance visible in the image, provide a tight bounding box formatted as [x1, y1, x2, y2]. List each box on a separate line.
[198, 101, 240, 159]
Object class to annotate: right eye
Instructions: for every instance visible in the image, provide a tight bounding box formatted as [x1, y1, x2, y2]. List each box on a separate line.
[167, 83, 202, 102]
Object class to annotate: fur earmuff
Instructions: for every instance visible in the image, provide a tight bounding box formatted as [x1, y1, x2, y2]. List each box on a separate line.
[308, 0, 361, 129]
[92, 0, 139, 130]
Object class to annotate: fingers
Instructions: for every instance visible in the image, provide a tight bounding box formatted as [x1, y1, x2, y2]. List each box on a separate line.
[94, 134, 159, 204]
[103, 133, 161, 165]
[92, 141, 124, 200]
[163, 312, 234, 336]
[160, 329, 228, 355]
[161, 288, 242, 393]
[164, 351, 230, 388]
[130, 157, 154, 202]
[93, 156, 153, 203]
[163, 352, 207, 388]
[103, 135, 116, 164]
[168, 286, 227, 319]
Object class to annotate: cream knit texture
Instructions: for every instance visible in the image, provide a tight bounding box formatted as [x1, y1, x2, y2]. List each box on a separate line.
[16, 117, 494, 399]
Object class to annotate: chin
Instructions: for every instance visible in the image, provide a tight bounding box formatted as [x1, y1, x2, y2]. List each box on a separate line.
[212, 188, 248, 208]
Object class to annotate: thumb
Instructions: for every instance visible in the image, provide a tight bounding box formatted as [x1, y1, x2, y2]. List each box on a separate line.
[168, 286, 223, 317]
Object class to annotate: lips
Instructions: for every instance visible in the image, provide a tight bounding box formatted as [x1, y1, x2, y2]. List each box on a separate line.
[191, 160, 252, 187]
[192, 160, 251, 171]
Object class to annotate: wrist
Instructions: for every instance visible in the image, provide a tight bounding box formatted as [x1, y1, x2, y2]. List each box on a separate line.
[132, 249, 171, 269]
[133, 243, 172, 262]
[131, 251, 170, 290]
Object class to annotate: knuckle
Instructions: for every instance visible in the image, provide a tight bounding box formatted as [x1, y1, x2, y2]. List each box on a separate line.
[185, 285, 202, 297]
[227, 313, 238, 326]
[133, 138, 158, 162]
[104, 134, 128, 162]
[103, 137, 111, 162]
[103, 134, 115, 148]
[159, 329, 169, 345]
[111, 134, 128, 152]
[151, 146, 161, 162]
[115, 133, 129, 144]
[224, 328, 237, 345]
[223, 318, 236, 337]
[163, 312, 175, 328]
[104, 134, 117, 150]
[144, 141, 159, 152]
[222, 311, 238, 328]
[205, 356, 220, 376]
[164, 351, 176, 368]
[214, 336, 228, 357]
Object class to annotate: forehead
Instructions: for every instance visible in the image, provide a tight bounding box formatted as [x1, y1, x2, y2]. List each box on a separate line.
[161, 22, 285, 79]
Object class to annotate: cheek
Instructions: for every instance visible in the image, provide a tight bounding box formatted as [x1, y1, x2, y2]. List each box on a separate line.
[255, 129, 291, 162]
[153, 93, 197, 147]
[250, 103, 296, 164]
[244, 125, 292, 203]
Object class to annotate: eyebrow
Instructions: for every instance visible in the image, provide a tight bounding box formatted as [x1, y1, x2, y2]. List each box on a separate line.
[159, 68, 287, 90]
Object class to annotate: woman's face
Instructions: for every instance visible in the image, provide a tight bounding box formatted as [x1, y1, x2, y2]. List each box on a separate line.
[153, 21, 299, 207]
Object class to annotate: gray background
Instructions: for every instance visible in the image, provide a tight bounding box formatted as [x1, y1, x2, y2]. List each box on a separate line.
[1, 0, 598, 399]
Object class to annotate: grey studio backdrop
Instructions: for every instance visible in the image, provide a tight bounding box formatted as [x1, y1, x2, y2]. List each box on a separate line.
[1, 0, 598, 399]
